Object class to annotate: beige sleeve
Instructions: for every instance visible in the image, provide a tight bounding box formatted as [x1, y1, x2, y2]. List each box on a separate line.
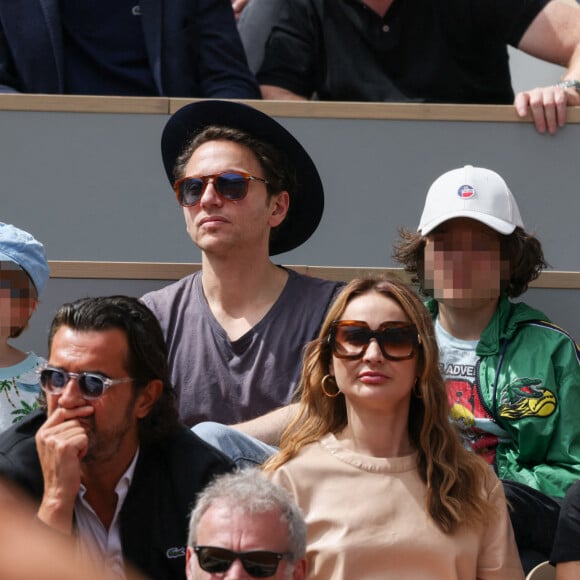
[476, 477, 525, 580]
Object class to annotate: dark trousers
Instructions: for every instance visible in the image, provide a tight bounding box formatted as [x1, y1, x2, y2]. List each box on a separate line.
[550, 479, 580, 564]
[503, 479, 562, 574]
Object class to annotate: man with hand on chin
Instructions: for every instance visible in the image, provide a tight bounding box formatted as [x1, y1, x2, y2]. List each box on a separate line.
[0, 296, 233, 580]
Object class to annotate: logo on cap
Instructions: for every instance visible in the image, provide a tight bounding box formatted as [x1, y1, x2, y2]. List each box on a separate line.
[457, 184, 476, 199]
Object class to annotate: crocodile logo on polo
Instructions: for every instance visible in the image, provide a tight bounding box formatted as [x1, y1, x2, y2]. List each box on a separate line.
[166, 546, 186, 559]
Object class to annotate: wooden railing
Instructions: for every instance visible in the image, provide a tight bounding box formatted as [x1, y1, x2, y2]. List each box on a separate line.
[47, 262, 580, 289]
[1, 93, 579, 123]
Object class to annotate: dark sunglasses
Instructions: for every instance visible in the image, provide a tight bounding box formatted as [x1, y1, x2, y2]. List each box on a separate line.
[37, 366, 133, 400]
[329, 320, 421, 360]
[174, 171, 268, 207]
[194, 546, 288, 578]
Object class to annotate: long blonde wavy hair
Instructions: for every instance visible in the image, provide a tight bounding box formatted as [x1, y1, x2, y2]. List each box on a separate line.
[264, 277, 493, 533]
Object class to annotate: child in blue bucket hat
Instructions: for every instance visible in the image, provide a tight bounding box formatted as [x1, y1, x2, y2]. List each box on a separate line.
[0, 222, 49, 431]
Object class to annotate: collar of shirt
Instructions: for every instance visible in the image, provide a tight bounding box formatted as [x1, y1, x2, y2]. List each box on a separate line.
[74, 448, 140, 579]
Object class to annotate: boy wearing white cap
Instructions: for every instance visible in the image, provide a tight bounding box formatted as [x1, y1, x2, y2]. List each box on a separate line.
[0, 222, 49, 432]
[394, 165, 580, 572]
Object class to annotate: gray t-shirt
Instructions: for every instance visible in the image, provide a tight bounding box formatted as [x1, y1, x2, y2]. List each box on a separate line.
[142, 268, 342, 426]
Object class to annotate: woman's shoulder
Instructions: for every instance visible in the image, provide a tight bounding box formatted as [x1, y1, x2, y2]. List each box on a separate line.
[477, 465, 504, 501]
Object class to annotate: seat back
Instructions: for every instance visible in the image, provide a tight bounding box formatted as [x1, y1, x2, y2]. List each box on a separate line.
[526, 561, 556, 580]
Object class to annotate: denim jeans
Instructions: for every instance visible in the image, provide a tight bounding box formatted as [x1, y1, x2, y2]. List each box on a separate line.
[192, 421, 278, 469]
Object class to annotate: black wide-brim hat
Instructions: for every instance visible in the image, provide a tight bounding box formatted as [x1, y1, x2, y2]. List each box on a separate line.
[161, 100, 324, 256]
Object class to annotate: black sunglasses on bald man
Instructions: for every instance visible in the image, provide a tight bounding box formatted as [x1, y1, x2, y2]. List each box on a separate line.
[194, 546, 289, 577]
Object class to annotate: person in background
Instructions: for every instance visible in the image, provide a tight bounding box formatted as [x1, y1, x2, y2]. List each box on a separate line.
[258, 0, 580, 134]
[393, 165, 580, 572]
[0, 478, 146, 580]
[234, 0, 283, 73]
[0, 1, 260, 98]
[0, 295, 233, 579]
[0, 222, 49, 431]
[186, 469, 307, 579]
[142, 100, 342, 446]
[264, 277, 523, 578]
[231, 0, 250, 20]
[550, 480, 580, 579]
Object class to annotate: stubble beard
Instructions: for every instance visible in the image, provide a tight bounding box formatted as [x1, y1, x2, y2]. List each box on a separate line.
[82, 398, 138, 464]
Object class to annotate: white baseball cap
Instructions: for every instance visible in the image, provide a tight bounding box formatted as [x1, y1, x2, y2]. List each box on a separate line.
[417, 165, 525, 235]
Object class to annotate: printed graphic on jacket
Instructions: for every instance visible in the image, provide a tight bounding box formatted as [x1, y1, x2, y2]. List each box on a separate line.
[497, 377, 556, 419]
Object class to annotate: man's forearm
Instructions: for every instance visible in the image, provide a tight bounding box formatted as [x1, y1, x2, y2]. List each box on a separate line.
[260, 85, 308, 101]
[37, 495, 75, 535]
[232, 403, 299, 446]
[518, 0, 580, 70]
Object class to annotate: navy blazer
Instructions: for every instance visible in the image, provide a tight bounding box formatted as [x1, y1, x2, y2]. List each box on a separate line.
[0, 0, 260, 97]
[0, 411, 235, 580]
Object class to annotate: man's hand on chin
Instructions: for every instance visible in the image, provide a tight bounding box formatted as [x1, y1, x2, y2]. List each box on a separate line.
[35, 405, 94, 534]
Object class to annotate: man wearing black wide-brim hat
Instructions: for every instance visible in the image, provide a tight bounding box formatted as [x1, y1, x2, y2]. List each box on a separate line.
[142, 100, 342, 439]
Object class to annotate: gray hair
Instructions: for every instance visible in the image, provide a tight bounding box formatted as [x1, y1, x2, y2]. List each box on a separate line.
[188, 469, 306, 563]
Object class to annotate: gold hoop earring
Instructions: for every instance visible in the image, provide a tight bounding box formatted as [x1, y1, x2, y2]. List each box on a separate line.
[321, 374, 340, 398]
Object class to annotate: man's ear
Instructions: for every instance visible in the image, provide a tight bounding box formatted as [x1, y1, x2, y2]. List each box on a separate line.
[135, 379, 163, 419]
[28, 298, 38, 318]
[185, 546, 194, 580]
[269, 190, 290, 228]
[293, 557, 308, 580]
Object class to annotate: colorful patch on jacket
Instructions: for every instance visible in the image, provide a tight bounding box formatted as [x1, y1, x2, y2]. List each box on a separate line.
[498, 377, 556, 420]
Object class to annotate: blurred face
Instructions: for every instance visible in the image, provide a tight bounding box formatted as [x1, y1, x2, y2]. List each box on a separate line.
[330, 291, 419, 415]
[45, 327, 146, 464]
[423, 218, 507, 309]
[0, 262, 37, 338]
[180, 140, 288, 257]
[186, 501, 305, 580]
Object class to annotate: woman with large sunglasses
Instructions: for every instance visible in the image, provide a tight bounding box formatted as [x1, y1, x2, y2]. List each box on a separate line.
[263, 278, 523, 579]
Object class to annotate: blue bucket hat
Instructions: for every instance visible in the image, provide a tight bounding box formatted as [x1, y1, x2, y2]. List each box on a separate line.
[0, 222, 50, 295]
